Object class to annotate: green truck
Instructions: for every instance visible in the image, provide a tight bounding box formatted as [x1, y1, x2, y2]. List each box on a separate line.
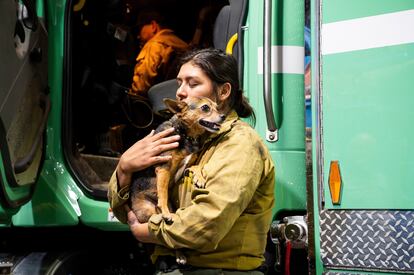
[1, 0, 413, 274]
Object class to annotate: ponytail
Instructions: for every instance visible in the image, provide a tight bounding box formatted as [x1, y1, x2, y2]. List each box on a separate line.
[233, 89, 256, 125]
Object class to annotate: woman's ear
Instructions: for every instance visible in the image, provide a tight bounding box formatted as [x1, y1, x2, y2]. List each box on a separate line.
[218, 83, 231, 101]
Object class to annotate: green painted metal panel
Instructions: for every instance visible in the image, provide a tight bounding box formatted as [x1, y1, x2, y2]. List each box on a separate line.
[78, 196, 128, 231]
[244, 0, 306, 218]
[46, 0, 66, 163]
[274, 0, 305, 46]
[322, 44, 414, 209]
[323, 0, 414, 23]
[12, 160, 81, 226]
[271, 151, 306, 217]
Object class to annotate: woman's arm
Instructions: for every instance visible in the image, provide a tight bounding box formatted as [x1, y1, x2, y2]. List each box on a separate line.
[126, 207, 158, 243]
[107, 128, 180, 223]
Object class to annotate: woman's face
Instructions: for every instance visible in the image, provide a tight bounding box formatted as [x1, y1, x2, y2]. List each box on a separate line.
[176, 62, 216, 101]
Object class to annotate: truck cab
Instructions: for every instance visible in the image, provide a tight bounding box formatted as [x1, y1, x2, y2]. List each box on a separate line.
[1, 0, 307, 273]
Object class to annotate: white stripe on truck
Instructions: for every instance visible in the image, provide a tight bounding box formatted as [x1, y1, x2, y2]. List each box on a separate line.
[258, 46, 305, 74]
[322, 9, 414, 55]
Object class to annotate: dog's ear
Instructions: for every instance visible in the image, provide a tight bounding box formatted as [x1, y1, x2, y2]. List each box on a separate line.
[163, 98, 187, 114]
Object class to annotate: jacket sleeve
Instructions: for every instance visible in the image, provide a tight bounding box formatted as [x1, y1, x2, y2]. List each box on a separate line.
[131, 42, 165, 95]
[148, 126, 266, 252]
[107, 170, 129, 224]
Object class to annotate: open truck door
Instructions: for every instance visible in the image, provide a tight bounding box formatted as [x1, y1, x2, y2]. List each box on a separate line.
[0, 0, 49, 222]
[312, 1, 414, 273]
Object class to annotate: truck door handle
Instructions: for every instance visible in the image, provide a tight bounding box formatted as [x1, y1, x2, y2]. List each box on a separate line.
[263, 0, 278, 142]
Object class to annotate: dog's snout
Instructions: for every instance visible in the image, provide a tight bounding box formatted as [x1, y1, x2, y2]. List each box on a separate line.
[220, 114, 226, 122]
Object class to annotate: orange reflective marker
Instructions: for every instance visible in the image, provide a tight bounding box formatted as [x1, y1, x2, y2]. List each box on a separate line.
[328, 161, 342, 205]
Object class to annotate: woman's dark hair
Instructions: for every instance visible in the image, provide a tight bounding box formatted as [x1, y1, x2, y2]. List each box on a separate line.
[179, 48, 255, 123]
[134, 9, 166, 32]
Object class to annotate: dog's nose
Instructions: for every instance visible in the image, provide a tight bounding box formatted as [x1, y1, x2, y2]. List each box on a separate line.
[220, 114, 226, 122]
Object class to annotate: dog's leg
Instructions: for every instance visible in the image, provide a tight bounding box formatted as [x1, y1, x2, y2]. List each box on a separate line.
[155, 167, 173, 223]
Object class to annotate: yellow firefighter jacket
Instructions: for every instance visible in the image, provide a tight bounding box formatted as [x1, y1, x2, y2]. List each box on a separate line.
[107, 111, 275, 271]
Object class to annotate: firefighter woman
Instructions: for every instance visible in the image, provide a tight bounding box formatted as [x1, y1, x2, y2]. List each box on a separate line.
[108, 48, 275, 274]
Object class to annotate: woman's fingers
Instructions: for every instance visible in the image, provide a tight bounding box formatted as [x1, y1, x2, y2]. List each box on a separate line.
[148, 128, 180, 154]
[155, 142, 179, 154]
[153, 135, 180, 150]
[151, 127, 176, 140]
[118, 127, 180, 173]
[161, 134, 181, 144]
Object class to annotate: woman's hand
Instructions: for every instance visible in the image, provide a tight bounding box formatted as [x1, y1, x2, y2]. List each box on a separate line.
[117, 127, 180, 188]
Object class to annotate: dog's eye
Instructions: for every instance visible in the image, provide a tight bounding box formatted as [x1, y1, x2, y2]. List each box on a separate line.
[201, 104, 210, 113]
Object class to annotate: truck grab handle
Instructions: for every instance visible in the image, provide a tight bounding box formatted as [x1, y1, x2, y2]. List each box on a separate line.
[263, 0, 278, 142]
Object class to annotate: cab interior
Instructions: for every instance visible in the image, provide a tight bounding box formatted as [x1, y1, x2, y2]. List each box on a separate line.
[63, 0, 244, 198]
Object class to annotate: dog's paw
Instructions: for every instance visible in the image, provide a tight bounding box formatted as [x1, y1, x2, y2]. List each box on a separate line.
[162, 214, 173, 224]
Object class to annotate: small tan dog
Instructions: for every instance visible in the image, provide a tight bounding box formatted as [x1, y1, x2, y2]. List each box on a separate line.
[129, 96, 225, 265]
[130, 96, 225, 223]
